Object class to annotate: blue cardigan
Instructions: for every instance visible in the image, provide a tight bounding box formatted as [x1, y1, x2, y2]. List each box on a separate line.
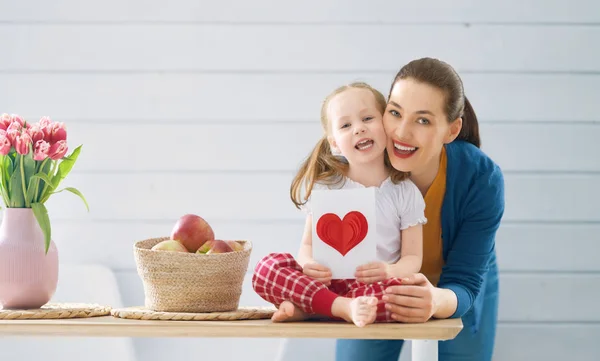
[438, 140, 505, 332]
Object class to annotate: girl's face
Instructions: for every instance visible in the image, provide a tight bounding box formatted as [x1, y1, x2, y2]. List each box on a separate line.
[383, 78, 461, 176]
[327, 88, 387, 167]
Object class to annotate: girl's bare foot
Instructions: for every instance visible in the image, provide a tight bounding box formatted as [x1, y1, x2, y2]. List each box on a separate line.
[331, 296, 378, 327]
[350, 296, 378, 327]
[271, 301, 308, 322]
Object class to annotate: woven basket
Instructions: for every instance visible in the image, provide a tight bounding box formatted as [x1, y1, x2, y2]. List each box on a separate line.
[134, 237, 252, 313]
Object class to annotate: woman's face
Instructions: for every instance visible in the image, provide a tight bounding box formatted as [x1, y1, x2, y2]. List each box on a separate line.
[383, 78, 461, 176]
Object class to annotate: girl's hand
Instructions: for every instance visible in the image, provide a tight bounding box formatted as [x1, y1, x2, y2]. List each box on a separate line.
[382, 273, 437, 323]
[355, 261, 390, 284]
[303, 261, 332, 286]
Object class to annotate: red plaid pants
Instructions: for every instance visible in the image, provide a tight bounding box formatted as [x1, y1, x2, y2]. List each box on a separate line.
[252, 253, 402, 322]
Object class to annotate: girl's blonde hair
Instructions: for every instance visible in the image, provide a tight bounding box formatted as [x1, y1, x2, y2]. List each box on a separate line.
[290, 82, 409, 209]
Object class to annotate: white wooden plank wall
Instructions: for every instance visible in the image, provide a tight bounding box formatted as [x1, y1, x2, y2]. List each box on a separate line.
[1, 1, 599, 360]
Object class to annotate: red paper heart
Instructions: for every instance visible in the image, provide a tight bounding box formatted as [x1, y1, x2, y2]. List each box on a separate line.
[316, 211, 368, 256]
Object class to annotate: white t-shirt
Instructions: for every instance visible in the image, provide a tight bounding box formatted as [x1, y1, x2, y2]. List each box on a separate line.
[301, 176, 427, 264]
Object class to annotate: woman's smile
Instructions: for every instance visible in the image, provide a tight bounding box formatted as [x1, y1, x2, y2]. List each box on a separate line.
[391, 140, 418, 159]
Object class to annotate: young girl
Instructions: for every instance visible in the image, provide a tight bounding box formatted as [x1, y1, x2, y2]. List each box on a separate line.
[252, 82, 427, 327]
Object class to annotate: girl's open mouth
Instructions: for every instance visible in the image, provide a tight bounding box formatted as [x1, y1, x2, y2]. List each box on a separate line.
[355, 139, 374, 151]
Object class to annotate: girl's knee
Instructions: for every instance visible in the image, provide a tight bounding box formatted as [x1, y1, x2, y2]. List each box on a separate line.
[253, 252, 299, 273]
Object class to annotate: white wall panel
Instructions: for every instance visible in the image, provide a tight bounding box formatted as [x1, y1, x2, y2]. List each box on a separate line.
[2, 25, 598, 72]
[2, 1, 599, 24]
[38, 173, 598, 222]
[52, 122, 600, 172]
[494, 324, 600, 361]
[1, 74, 597, 122]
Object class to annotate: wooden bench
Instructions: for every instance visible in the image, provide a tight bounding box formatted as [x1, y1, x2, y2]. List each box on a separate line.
[0, 316, 462, 361]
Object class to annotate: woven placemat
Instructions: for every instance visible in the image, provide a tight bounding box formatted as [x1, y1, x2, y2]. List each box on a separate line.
[0, 303, 111, 320]
[111, 306, 276, 321]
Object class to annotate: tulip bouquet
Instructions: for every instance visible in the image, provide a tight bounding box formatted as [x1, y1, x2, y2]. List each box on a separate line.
[0, 113, 88, 253]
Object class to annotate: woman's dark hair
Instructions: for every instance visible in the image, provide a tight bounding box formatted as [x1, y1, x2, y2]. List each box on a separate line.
[389, 57, 480, 148]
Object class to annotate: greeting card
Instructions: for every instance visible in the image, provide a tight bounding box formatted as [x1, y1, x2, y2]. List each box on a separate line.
[310, 187, 377, 279]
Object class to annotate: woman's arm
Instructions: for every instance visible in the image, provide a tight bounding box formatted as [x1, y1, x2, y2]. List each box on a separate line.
[432, 287, 458, 319]
[382, 273, 456, 322]
[384, 166, 505, 321]
[436, 167, 505, 318]
[387, 224, 423, 279]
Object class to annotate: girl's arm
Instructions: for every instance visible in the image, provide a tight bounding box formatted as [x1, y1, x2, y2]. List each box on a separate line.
[387, 224, 423, 279]
[355, 223, 423, 284]
[296, 215, 313, 267]
[296, 215, 333, 285]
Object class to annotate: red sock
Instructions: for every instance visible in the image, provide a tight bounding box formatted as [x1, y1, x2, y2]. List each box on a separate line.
[311, 288, 339, 318]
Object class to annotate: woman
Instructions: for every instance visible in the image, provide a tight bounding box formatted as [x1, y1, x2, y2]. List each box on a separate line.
[336, 57, 505, 361]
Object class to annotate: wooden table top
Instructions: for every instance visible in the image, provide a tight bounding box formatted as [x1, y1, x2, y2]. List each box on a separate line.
[0, 316, 462, 340]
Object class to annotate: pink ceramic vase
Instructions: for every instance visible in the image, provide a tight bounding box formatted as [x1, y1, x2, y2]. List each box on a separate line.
[0, 208, 58, 309]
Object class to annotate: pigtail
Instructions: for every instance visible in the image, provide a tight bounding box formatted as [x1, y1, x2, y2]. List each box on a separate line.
[290, 136, 348, 209]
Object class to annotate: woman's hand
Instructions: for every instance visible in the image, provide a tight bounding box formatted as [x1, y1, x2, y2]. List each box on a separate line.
[355, 261, 390, 284]
[382, 273, 437, 323]
[302, 261, 332, 286]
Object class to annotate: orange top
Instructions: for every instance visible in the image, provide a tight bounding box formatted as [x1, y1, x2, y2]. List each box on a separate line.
[420, 146, 447, 286]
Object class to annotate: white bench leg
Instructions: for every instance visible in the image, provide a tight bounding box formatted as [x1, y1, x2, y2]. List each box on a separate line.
[411, 339, 438, 361]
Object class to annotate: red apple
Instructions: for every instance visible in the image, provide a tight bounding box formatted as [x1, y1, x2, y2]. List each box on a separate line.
[207, 240, 233, 254]
[196, 239, 233, 254]
[170, 214, 215, 253]
[151, 239, 188, 253]
[226, 240, 244, 252]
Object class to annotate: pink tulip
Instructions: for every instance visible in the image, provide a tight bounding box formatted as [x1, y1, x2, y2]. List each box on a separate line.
[38, 116, 53, 139]
[27, 124, 45, 143]
[10, 114, 24, 127]
[0, 114, 11, 131]
[0, 130, 11, 155]
[6, 122, 22, 145]
[48, 140, 68, 160]
[49, 122, 67, 143]
[15, 132, 32, 155]
[33, 140, 50, 161]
